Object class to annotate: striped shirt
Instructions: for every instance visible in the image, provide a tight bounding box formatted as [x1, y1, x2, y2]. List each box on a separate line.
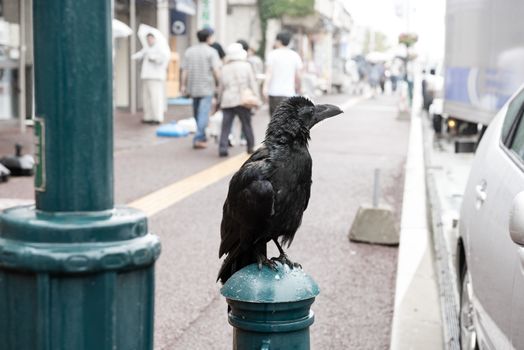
[181, 43, 221, 97]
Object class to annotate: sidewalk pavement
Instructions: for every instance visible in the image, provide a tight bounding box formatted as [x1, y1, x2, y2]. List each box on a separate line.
[0, 103, 196, 157]
[0, 93, 410, 349]
[0, 103, 199, 202]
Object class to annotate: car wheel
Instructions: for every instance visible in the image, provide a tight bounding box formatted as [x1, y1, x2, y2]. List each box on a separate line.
[460, 266, 478, 350]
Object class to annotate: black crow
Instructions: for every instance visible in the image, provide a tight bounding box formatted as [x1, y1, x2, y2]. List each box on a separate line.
[217, 96, 343, 284]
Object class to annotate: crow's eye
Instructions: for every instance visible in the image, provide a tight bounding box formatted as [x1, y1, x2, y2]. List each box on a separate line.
[298, 106, 314, 117]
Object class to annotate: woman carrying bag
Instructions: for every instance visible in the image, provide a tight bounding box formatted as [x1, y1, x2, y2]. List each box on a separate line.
[218, 43, 261, 157]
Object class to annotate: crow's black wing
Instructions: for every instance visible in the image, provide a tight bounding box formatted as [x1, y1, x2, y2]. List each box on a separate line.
[269, 150, 312, 248]
[219, 147, 274, 256]
[217, 147, 275, 283]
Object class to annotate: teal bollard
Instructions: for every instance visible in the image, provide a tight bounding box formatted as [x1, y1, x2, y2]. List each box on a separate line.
[221, 263, 320, 350]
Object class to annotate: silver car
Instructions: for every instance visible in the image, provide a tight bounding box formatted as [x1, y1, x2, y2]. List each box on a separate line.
[459, 86, 524, 349]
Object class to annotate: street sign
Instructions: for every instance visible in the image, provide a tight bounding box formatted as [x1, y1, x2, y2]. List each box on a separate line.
[170, 10, 187, 35]
[197, 0, 214, 30]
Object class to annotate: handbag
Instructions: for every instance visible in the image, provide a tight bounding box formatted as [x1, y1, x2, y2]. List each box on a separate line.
[231, 63, 261, 109]
[241, 88, 261, 109]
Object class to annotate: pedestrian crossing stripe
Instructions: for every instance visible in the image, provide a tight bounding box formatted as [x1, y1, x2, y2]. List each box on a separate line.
[128, 152, 249, 217]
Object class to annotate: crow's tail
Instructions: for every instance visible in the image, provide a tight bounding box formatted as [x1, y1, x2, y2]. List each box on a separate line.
[218, 243, 267, 284]
[217, 249, 255, 284]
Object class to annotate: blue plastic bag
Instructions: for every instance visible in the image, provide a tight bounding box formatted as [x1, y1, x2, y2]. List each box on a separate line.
[156, 122, 190, 138]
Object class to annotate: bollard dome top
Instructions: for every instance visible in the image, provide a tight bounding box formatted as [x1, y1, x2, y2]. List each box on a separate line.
[220, 262, 320, 303]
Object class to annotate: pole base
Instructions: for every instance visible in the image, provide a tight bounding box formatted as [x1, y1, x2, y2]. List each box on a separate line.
[0, 205, 160, 350]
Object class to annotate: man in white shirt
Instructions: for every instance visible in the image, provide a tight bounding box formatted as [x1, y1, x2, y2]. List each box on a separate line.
[132, 33, 169, 124]
[263, 31, 303, 117]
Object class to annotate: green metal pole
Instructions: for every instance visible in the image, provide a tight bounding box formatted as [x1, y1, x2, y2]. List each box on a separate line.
[33, 0, 113, 212]
[0, 1, 161, 349]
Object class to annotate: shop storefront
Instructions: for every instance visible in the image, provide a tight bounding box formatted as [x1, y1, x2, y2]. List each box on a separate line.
[0, 0, 33, 126]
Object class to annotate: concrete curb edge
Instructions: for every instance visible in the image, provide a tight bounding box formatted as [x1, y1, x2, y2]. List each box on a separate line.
[422, 117, 462, 350]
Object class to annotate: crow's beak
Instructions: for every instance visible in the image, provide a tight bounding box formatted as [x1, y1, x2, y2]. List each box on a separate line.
[312, 104, 343, 125]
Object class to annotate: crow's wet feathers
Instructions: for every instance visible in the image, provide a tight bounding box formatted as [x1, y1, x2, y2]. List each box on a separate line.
[217, 96, 343, 284]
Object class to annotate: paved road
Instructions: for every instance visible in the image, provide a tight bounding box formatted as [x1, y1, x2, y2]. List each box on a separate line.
[0, 93, 410, 349]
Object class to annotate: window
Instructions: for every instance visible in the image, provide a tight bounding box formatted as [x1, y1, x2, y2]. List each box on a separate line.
[511, 123, 524, 160]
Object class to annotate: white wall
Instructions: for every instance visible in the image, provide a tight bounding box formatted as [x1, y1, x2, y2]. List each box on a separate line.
[114, 37, 130, 108]
[313, 31, 333, 87]
[224, 4, 261, 48]
[314, 0, 335, 18]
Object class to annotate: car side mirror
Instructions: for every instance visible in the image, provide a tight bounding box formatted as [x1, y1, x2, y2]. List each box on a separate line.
[510, 191, 524, 245]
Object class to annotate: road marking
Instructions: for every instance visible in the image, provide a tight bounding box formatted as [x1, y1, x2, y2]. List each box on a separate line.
[128, 152, 249, 217]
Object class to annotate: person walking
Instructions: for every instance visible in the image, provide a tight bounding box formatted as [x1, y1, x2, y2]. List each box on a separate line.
[181, 29, 221, 149]
[218, 43, 259, 157]
[132, 32, 169, 124]
[368, 62, 384, 97]
[390, 59, 402, 92]
[263, 31, 303, 117]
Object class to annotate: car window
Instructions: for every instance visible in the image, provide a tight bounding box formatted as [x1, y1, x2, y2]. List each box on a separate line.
[511, 123, 524, 160]
[507, 91, 524, 160]
[502, 89, 524, 146]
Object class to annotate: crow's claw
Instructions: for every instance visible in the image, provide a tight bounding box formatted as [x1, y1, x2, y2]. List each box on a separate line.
[257, 255, 278, 271]
[271, 254, 301, 270]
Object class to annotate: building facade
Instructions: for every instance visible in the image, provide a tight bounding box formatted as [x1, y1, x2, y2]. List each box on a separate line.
[0, 0, 352, 127]
[0, 0, 32, 127]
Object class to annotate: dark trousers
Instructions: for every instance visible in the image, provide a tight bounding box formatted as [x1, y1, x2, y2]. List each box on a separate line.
[269, 96, 287, 118]
[219, 106, 254, 155]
